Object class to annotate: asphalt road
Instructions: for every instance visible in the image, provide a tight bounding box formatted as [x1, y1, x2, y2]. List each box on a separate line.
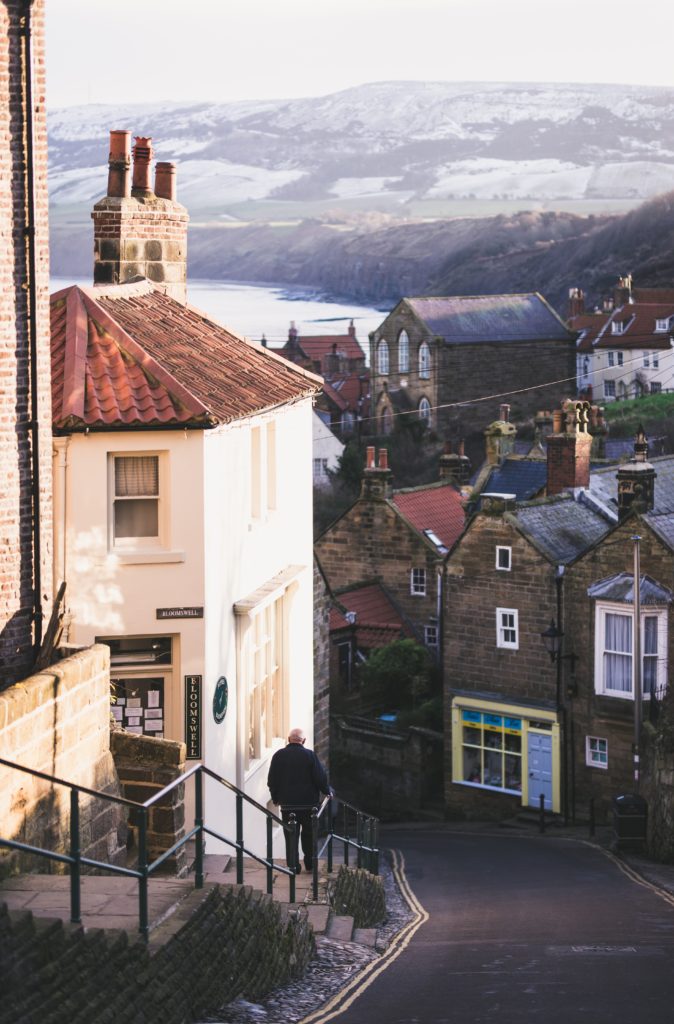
[334, 827, 674, 1024]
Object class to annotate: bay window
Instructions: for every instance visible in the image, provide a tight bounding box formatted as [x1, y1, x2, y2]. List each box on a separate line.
[595, 603, 667, 699]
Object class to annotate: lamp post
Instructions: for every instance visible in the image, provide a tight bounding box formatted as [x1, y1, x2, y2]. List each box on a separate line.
[541, 618, 578, 823]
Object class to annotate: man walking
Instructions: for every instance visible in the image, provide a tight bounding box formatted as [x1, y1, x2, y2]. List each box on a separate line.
[267, 728, 330, 873]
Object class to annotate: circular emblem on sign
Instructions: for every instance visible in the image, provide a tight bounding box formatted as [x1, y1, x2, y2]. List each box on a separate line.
[213, 676, 228, 724]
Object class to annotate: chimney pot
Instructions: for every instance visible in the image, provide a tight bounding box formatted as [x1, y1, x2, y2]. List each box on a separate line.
[500, 404, 510, 422]
[155, 161, 176, 201]
[366, 446, 375, 469]
[132, 136, 153, 195]
[378, 448, 388, 470]
[107, 129, 131, 198]
[552, 409, 564, 433]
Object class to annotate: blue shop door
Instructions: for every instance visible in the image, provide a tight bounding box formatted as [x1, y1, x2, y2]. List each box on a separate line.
[527, 732, 553, 810]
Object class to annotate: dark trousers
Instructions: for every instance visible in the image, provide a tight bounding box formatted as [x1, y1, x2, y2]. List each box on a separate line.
[281, 808, 314, 870]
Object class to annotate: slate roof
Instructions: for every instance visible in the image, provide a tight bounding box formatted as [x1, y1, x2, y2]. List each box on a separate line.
[587, 573, 672, 605]
[513, 496, 611, 565]
[405, 294, 573, 344]
[645, 512, 674, 551]
[589, 455, 674, 519]
[481, 459, 547, 502]
[392, 483, 465, 552]
[51, 281, 321, 430]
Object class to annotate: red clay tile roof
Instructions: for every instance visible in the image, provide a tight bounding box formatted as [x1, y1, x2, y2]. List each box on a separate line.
[392, 483, 465, 551]
[321, 380, 348, 411]
[330, 582, 413, 648]
[297, 333, 365, 364]
[51, 282, 321, 430]
[330, 373, 370, 409]
[571, 302, 674, 352]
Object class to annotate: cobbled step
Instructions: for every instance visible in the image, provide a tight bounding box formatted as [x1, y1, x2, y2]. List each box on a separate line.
[352, 927, 377, 947]
[325, 913, 354, 942]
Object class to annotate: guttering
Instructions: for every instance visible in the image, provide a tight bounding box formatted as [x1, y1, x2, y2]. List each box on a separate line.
[20, 1, 43, 656]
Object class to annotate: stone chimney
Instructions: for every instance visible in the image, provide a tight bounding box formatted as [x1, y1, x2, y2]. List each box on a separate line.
[92, 129, 189, 303]
[360, 446, 393, 501]
[589, 404, 608, 459]
[546, 399, 593, 495]
[534, 410, 554, 446]
[568, 287, 585, 319]
[613, 274, 633, 309]
[484, 404, 517, 466]
[617, 426, 656, 521]
[439, 440, 471, 484]
[348, 319, 356, 338]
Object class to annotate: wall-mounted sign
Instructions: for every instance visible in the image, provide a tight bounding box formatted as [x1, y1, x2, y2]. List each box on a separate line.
[213, 676, 228, 724]
[185, 675, 202, 759]
[157, 607, 204, 620]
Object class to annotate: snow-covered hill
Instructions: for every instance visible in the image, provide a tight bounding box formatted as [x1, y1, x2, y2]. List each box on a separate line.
[47, 81, 674, 213]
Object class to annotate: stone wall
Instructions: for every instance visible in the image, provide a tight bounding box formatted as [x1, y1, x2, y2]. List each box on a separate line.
[642, 707, 674, 862]
[313, 556, 331, 771]
[331, 717, 443, 820]
[0, 645, 126, 876]
[332, 865, 386, 928]
[0, 881, 315, 1024]
[111, 730, 187, 874]
[0, 0, 53, 685]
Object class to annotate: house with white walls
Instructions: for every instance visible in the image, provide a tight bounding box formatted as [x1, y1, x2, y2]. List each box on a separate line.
[312, 411, 344, 487]
[50, 132, 322, 852]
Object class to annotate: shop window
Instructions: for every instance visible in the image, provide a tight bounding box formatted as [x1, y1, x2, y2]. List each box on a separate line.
[496, 546, 511, 571]
[411, 567, 427, 596]
[594, 604, 667, 699]
[110, 454, 162, 548]
[101, 635, 173, 739]
[586, 736, 608, 769]
[496, 607, 518, 649]
[459, 710, 522, 793]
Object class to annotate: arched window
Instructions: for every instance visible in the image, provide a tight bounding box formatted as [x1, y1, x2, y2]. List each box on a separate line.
[381, 407, 393, 435]
[377, 340, 389, 375]
[398, 330, 409, 373]
[419, 341, 431, 379]
[419, 397, 431, 426]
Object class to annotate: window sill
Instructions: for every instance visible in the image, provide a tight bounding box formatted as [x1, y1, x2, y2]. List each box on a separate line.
[453, 779, 522, 797]
[114, 550, 186, 565]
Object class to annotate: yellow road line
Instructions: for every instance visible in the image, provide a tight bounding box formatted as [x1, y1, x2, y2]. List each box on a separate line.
[298, 850, 429, 1024]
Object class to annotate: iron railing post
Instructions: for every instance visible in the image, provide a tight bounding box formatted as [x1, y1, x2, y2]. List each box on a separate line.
[289, 813, 296, 903]
[372, 818, 380, 876]
[236, 793, 244, 884]
[312, 806, 319, 901]
[69, 788, 81, 924]
[343, 803, 349, 866]
[138, 806, 149, 942]
[266, 815, 273, 895]
[327, 797, 333, 875]
[539, 793, 546, 834]
[357, 811, 363, 869]
[195, 768, 204, 889]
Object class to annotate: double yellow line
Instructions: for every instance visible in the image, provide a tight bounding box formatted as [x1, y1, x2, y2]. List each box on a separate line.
[299, 849, 429, 1024]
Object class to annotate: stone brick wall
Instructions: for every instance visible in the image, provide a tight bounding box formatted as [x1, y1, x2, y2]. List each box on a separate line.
[313, 556, 331, 771]
[0, 0, 53, 685]
[331, 718, 443, 819]
[0, 881, 315, 1024]
[111, 730, 187, 874]
[315, 496, 440, 645]
[0, 645, 126, 876]
[332, 865, 386, 927]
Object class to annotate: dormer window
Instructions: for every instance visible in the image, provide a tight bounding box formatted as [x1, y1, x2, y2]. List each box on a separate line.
[655, 317, 672, 333]
[611, 321, 625, 336]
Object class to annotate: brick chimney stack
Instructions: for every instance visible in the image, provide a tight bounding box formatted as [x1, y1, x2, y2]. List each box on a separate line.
[360, 446, 393, 501]
[613, 274, 633, 309]
[484, 406, 517, 466]
[617, 425, 656, 521]
[568, 287, 585, 319]
[439, 440, 471, 484]
[546, 399, 593, 495]
[92, 129, 189, 303]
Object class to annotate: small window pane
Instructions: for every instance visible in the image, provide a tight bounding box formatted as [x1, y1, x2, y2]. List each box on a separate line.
[115, 456, 158, 497]
[114, 498, 159, 538]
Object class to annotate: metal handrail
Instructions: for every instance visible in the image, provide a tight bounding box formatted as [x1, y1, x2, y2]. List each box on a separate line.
[0, 756, 379, 939]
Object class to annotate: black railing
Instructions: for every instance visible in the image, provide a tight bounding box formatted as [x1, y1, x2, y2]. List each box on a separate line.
[0, 757, 379, 940]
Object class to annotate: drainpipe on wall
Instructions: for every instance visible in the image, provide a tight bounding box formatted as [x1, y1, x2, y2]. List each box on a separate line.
[20, 1, 43, 658]
[555, 565, 570, 824]
[53, 438, 70, 594]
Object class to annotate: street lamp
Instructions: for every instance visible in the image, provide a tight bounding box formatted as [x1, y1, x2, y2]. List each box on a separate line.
[540, 618, 578, 678]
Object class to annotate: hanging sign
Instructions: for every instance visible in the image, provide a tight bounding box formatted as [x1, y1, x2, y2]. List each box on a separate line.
[213, 676, 228, 724]
[157, 606, 204, 620]
[185, 675, 202, 759]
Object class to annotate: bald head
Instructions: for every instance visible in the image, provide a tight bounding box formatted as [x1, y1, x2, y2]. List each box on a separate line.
[288, 728, 306, 745]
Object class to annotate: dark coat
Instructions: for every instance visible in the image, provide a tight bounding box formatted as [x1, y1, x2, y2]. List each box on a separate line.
[267, 742, 329, 808]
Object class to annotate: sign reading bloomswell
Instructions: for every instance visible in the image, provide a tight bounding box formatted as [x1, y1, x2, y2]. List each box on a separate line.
[185, 675, 201, 759]
[157, 607, 204, 620]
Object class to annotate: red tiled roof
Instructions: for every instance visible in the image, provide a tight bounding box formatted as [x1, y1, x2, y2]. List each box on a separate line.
[570, 302, 674, 352]
[321, 380, 348, 411]
[298, 334, 365, 363]
[392, 483, 465, 551]
[51, 282, 321, 430]
[330, 372, 370, 409]
[329, 582, 413, 649]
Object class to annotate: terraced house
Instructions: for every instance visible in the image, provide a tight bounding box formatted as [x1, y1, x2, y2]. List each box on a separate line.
[369, 293, 576, 439]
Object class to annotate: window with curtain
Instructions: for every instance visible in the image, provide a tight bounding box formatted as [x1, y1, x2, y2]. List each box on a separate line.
[419, 341, 431, 379]
[596, 605, 668, 699]
[113, 455, 160, 542]
[398, 330, 409, 373]
[377, 340, 389, 375]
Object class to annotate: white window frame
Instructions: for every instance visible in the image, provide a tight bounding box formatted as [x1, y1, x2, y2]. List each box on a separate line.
[655, 317, 671, 332]
[594, 601, 668, 700]
[617, 351, 624, 366]
[651, 381, 662, 394]
[109, 452, 166, 552]
[643, 352, 650, 367]
[653, 351, 660, 368]
[410, 567, 427, 596]
[419, 341, 431, 379]
[604, 379, 616, 399]
[418, 397, 431, 425]
[611, 321, 625, 336]
[251, 418, 277, 522]
[608, 351, 615, 367]
[398, 330, 410, 373]
[424, 624, 439, 648]
[586, 736, 608, 769]
[496, 607, 519, 650]
[377, 340, 390, 375]
[496, 546, 511, 571]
